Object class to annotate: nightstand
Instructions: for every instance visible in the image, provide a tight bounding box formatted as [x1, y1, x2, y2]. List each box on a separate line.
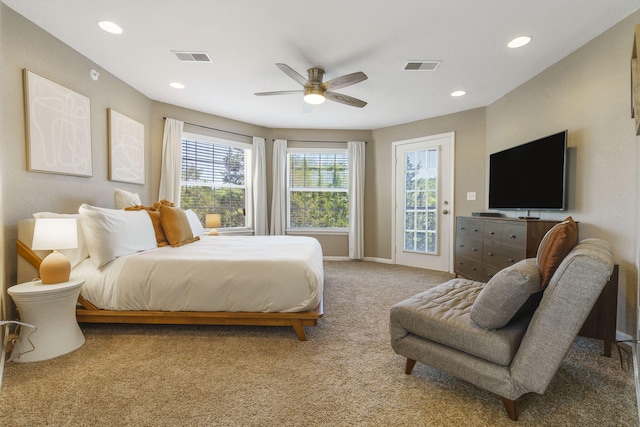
[8, 279, 85, 362]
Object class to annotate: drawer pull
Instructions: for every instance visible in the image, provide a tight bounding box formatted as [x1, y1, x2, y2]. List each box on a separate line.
[471, 267, 477, 270]
[460, 227, 466, 230]
[487, 252, 494, 256]
[471, 248, 477, 252]
[508, 258, 515, 263]
[509, 234, 516, 239]
[489, 231, 495, 235]
[473, 229, 479, 232]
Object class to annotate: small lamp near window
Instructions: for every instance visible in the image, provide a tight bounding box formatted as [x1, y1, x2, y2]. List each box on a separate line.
[31, 218, 78, 284]
[206, 214, 222, 236]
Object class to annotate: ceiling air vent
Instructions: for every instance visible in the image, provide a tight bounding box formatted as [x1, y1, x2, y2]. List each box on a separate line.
[173, 51, 212, 63]
[404, 60, 441, 71]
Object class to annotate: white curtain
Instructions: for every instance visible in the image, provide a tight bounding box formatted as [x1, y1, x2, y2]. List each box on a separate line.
[158, 118, 184, 205]
[270, 139, 287, 235]
[251, 137, 268, 235]
[348, 141, 365, 259]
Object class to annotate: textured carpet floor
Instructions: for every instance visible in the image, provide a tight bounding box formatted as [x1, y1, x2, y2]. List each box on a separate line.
[0, 261, 637, 426]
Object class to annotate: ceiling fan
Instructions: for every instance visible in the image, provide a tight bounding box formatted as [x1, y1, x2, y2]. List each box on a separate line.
[255, 63, 368, 108]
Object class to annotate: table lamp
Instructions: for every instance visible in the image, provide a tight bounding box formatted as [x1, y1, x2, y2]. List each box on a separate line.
[31, 218, 78, 284]
[205, 214, 221, 236]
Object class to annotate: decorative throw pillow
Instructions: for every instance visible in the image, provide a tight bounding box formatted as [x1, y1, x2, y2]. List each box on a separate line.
[536, 217, 578, 287]
[159, 205, 200, 247]
[114, 188, 142, 209]
[78, 204, 157, 268]
[185, 209, 205, 237]
[470, 258, 543, 330]
[125, 205, 169, 247]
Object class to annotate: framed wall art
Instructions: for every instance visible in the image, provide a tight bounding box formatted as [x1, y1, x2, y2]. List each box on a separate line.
[24, 69, 92, 176]
[632, 25, 640, 135]
[108, 108, 145, 184]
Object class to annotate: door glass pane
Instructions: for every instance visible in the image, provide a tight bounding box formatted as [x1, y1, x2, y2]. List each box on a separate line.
[404, 148, 438, 254]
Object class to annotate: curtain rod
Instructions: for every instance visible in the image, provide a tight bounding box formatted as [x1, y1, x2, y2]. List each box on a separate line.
[275, 139, 367, 144]
[163, 117, 257, 139]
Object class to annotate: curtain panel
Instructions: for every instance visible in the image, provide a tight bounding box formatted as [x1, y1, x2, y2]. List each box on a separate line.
[251, 137, 268, 235]
[158, 118, 184, 205]
[270, 139, 287, 235]
[348, 141, 365, 259]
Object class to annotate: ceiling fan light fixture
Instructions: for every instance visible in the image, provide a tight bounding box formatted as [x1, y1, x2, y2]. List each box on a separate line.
[304, 87, 326, 104]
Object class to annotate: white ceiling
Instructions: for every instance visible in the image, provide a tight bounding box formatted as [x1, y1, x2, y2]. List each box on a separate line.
[4, 0, 639, 130]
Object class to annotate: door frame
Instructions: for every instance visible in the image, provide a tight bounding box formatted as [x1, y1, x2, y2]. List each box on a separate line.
[391, 132, 455, 272]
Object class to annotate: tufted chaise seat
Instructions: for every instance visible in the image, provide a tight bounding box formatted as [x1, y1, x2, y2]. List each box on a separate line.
[390, 238, 614, 420]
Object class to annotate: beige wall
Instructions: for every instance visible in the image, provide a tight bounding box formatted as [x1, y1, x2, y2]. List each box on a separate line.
[369, 108, 487, 260]
[1, 7, 153, 302]
[486, 11, 640, 335]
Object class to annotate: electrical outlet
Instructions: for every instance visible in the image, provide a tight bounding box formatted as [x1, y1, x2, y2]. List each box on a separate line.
[466, 191, 476, 201]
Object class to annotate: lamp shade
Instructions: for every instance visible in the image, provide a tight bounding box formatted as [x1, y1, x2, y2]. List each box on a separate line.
[206, 214, 221, 236]
[32, 218, 78, 250]
[32, 218, 78, 284]
[205, 214, 221, 228]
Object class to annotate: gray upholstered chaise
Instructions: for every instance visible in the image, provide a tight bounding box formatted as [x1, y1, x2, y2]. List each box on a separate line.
[389, 238, 614, 420]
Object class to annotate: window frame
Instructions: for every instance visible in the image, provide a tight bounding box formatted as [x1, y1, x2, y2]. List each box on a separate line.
[286, 147, 349, 234]
[180, 131, 253, 232]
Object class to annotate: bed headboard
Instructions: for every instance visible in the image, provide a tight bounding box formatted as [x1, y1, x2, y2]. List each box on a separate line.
[17, 219, 40, 284]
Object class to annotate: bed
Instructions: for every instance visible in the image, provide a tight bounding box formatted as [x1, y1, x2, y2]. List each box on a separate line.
[16, 205, 324, 341]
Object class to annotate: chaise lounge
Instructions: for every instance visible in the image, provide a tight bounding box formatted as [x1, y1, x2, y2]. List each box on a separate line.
[389, 219, 615, 420]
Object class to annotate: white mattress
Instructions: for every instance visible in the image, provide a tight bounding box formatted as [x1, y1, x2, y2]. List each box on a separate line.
[71, 235, 324, 313]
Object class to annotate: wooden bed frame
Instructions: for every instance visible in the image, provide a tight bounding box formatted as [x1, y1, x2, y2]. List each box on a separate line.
[17, 240, 323, 341]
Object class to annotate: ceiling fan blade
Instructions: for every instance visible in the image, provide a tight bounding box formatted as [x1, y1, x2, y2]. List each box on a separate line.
[276, 63, 309, 87]
[323, 72, 368, 91]
[325, 91, 367, 108]
[255, 90, 303, 96]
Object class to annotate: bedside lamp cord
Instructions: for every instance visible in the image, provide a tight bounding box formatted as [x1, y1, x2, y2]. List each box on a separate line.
[1, 320, 37, 362]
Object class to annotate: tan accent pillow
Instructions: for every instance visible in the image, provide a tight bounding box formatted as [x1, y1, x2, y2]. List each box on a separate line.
[159, 205, 200, 247]
[536, 217, 578, 287]
[125, 205, 169, 247]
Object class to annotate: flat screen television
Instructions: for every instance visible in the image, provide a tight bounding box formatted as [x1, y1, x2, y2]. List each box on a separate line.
[488, 130, 568, 211]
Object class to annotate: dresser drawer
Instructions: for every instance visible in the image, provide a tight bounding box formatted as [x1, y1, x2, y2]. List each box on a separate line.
[501, 223, 526, 249]
[483, 222, 502, 245]
[483, 243, 524, 269]
[456, 238, 482, 261]
[467, 220, 484, 241]
[455, 255, 482, 281]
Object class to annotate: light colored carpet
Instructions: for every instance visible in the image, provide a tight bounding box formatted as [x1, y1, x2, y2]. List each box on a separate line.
[0, 261, 637, 426]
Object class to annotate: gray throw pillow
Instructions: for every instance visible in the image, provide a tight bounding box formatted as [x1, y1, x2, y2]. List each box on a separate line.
[470, 258, 542, 329]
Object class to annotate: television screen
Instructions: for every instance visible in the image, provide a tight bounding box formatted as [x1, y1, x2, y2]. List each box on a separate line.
[488, 130, 567, 211]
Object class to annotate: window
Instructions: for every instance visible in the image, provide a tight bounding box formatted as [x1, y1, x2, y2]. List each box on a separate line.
[180, 133, 251, 228]
[287, 149, 349, 231]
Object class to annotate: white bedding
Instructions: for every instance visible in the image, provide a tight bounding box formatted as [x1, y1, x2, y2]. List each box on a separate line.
[71, 235, 324, 313]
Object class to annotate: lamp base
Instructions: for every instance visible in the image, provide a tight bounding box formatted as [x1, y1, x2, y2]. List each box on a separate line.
[208, 229, 219, 236]
[39, 251, 71, 284]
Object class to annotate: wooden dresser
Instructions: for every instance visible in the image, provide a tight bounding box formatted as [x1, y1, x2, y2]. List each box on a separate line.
[455, 216, 557, 282]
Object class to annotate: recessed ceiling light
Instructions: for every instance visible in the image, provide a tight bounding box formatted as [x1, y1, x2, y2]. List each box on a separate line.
[451, 90, 466, 97]
[170, 82, 185, 89]
[98, 21, 123, 34]
[508, 36, 532, 49]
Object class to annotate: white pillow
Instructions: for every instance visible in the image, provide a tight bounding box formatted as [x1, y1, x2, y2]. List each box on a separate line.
[78, 204, 157, 268]
[32, 212, 89, 268]
[185, 209, 205, 236]
[114, 188, 142, 209]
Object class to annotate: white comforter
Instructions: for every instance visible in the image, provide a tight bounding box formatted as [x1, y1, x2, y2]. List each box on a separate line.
[72, 235, 324, 313]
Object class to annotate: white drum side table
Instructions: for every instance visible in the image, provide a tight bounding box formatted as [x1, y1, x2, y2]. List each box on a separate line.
[8, 279, 85, 362]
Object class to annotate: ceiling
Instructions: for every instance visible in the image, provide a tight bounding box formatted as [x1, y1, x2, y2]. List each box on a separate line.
[4, 1, 639, 130]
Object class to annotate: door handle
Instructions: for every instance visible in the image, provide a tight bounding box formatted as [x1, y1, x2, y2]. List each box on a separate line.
[442, 210, 449, 215]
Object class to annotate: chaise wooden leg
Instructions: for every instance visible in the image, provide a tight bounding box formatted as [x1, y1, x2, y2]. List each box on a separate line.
[405, 358, 417, 374]
[501, 397, 518, 421]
